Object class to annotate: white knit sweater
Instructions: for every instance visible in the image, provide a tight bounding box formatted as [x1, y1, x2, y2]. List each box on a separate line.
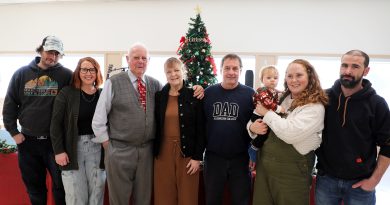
[249, 95, 325, 155]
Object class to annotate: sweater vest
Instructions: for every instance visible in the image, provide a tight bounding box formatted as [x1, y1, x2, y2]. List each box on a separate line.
[108, 72, 160, 145]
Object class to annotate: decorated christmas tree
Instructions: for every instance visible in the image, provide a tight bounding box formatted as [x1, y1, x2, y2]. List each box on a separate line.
[177, 7, 217, 88]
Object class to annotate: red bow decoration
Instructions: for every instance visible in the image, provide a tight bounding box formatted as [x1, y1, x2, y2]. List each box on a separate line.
[180, 36, 186, 43]
[206, 56, 217, 75]
[177, 36, 186, 54]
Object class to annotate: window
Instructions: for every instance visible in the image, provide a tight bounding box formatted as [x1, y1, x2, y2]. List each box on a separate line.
[0, 54, 36, 98]
[0, 54, 104, 97]
[61, 54, 105, 73]
[213, 55, 256, 85]
[366, 59, 390, 103]
[0, 53, 104, 127]
[122, 54, 256, 85]
[276, 56, 390, 104]
[276, 56, 340, 91]
[122, 54, 170, 84]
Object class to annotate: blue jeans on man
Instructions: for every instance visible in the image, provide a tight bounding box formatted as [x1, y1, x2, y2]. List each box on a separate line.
[315, 173, 376, 205]
[17, 134, 65, 205]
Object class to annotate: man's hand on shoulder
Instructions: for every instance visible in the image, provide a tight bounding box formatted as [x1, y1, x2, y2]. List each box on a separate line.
[193, 85, 204, 99]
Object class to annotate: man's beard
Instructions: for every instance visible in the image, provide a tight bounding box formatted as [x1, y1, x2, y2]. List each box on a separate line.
[339, 74, 363, 88]
[43, 58, 58, 68]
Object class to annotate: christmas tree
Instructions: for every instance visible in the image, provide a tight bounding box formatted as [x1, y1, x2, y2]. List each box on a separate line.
[177, 7, 217, 88]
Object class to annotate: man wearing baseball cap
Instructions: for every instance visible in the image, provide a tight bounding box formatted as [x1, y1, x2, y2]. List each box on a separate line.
[2, 35, 72, 205]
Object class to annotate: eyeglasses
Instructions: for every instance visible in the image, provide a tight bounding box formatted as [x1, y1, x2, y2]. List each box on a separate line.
[80, 68, 97, 74]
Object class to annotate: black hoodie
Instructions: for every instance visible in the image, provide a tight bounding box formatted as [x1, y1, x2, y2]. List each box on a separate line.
[316, 79, 390, 180]
[2, 57, 72, 137]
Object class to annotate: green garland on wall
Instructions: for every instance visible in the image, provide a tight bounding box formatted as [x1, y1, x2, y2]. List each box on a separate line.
[0, 140, 17, 154]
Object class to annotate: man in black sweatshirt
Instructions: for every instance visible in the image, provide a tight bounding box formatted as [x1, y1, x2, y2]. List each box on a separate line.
[203, 54, 268, 205]
[315, 50, 390, 205]
[2, 36, 72, 205]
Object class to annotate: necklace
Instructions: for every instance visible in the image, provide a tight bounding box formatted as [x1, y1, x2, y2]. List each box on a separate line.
[80, 90, 96, 103]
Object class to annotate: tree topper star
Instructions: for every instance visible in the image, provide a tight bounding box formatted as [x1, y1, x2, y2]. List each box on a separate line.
[195, 5, 202, 14]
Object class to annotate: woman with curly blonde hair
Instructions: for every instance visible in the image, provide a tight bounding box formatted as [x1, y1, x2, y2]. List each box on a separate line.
[249, 59, 328, 205]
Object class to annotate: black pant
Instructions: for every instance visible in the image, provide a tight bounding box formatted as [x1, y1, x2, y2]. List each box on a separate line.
[203, 151, 251, 205]
[17, 134, 65, 205]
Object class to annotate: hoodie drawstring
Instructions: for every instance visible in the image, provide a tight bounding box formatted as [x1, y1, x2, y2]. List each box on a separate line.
[337, 93, 342, 111]
[337, 93, 350, 127]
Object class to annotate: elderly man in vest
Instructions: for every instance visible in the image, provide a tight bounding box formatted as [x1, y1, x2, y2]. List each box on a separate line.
[92, 43, 203, 205]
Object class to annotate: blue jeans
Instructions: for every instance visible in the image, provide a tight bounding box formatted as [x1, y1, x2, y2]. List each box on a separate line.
[61, 135, 106, 205]
[315, 174, 376, 205]
[17, 135, 65, 205]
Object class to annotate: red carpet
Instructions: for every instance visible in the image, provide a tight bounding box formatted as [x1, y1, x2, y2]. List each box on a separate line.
[0, 153, 30, 205]
[1, 153, 315, 205]
[0, 153, 54, 205]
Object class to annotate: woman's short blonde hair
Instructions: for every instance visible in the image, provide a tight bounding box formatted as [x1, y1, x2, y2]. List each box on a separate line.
[164, 57, 187, 80]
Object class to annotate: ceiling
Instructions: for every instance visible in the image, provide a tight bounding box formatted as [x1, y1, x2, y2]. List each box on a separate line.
[0, 0, 146, 4]
[0, 0, 73, 3]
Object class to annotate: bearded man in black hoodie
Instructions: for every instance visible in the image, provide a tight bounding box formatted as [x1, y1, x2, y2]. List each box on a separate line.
[315, 50, 390, 205]
[2, 36, 72, 205]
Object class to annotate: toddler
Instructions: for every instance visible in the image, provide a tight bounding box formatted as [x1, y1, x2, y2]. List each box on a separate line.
[249, 66, 285, 165]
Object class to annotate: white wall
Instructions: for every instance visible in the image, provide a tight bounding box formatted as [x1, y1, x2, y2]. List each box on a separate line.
[1, 0, 389, 55]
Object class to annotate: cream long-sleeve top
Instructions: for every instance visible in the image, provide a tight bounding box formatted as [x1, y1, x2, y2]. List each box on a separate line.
[248, 95, 325, 155]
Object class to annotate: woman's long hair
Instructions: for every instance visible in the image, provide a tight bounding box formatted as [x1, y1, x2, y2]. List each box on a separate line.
[71, 57, 103, 89]
[280, 59, 328, 110]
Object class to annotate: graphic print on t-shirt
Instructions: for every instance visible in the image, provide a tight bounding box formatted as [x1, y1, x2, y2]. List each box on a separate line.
[24, 75, 59, 96]
[212, 102, 239, 120]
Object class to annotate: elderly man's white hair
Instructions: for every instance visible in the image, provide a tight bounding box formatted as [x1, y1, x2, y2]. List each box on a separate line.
[127, 42, 149, 57]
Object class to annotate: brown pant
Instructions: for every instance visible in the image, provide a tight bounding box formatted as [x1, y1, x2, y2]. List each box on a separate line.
[154, 138, 199, 205]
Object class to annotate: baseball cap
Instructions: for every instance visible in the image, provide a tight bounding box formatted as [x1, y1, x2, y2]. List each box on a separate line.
[42, 36, 64, 55]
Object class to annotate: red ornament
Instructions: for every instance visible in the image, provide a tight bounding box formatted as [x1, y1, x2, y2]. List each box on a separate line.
[356, 157, 363, 163]
[180, 36, 186, 43]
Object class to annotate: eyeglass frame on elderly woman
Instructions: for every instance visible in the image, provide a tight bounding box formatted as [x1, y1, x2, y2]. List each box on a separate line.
[80, 68, 97, 74]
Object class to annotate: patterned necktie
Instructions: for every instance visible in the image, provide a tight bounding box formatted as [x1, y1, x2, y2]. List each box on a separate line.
[137, 78, 146, 111]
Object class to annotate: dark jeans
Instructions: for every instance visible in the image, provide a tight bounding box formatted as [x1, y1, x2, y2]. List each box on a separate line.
[17, 134, 65, 205]
[203, 151, 251, 205]
[315, 173, 376, 205]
